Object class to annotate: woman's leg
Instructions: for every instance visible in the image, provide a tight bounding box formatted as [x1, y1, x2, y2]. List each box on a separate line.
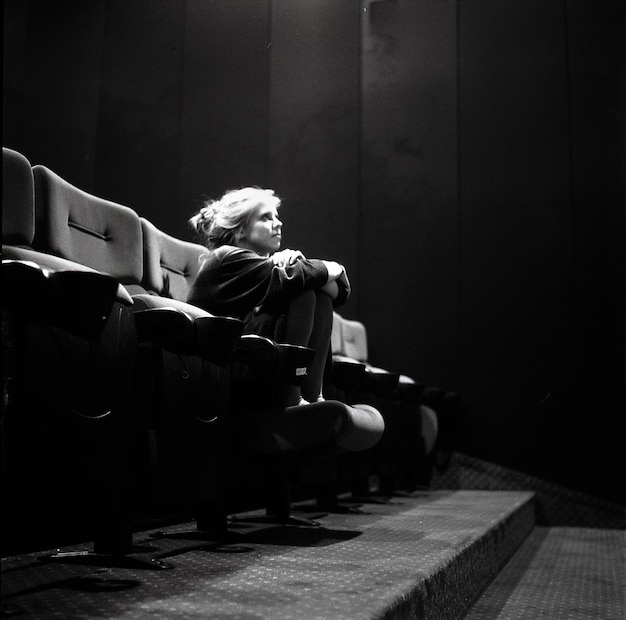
[302, 290, 333, 401]
[282, 290, 334, 404]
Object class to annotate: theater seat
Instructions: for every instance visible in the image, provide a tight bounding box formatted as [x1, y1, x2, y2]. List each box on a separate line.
[2, 147, 138, 559]
[139, 218, 385, 527]
[30, 164, 244, 535]
[331, 312, 442, 495]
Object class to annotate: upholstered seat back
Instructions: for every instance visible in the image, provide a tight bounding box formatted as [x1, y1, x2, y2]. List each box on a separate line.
[331, 312, 344, 355]
[333, 312, 369, 363]
[140, 217, 209, 301]
[32, 165, 143, 288]
[2, 148, 36, 246]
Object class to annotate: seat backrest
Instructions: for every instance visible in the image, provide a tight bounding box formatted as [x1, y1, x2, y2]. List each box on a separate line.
[140, 217, 209, 301]
[32, 165, 144, 291]
[331, 312, 345, 355]
[333, 312, 369, 363]
[2, 147, 35, 247]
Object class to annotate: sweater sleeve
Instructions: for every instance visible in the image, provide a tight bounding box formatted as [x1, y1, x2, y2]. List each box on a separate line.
[187, 246, 329, 319]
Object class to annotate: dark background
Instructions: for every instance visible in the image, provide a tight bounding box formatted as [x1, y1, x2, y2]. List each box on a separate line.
[3, 0, 624, 503]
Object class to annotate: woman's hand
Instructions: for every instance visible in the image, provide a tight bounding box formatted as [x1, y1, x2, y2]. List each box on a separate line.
[322, 260, 345, 282]
[337, 265, 351, 296]
[321, 262, 350, 302]
[272, 248, 305, 268]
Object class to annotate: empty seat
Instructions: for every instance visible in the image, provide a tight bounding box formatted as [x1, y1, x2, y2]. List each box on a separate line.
[331, 312, 441, 494]
[2, 147, 138, 557]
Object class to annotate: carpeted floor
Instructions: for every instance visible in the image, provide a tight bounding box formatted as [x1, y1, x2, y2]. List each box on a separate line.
[464, 526, 626, 620]
[431, 453, 626, 529]
[1, 490, 534, 620]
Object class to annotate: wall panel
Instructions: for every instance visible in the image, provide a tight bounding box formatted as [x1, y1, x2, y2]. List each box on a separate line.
[11, 0, 106, 190]
[457, 1, 577, 485]
[268, 0, 361, 315]
[2, 0, 30, 151]
[565, 0, 625, 500]
[95, 0, 184, 236]
[360, 0, 458, 385]
[179, 0, 269, 241]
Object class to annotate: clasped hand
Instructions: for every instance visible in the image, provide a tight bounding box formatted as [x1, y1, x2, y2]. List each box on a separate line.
[272, 248, 305, 268]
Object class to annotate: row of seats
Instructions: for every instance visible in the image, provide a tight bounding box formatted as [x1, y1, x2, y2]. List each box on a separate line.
[330, 313, 456, 498]
[1, 147, 389, 565]
[2, 146, 457, 567]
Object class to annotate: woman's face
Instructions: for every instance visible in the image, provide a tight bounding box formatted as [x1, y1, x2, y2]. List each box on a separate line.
[240, 202, 282, 256]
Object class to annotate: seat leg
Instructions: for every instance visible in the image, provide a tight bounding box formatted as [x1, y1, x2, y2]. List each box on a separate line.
[263, 461, 322, 527]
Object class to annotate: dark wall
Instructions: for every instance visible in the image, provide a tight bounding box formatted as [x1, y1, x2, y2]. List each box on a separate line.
[454, 0, 624, 501]
[360, 0, 459, 389]
[3, 0, 624, 502]
[268, 1, 361, 316]
[458, 1, 578, 484]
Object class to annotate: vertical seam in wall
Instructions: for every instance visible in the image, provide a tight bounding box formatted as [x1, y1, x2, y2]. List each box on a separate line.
[562, 0, 578, 370]
[455, 0, 463, 390]
[93, 0, 110, 195]
[562, 4, 576, 263]
[176, 0, 187, 220]
[357, 0, 364, 319]
[264, 0, 273, 188]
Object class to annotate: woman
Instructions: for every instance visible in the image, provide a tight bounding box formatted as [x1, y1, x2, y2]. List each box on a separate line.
[187, 186, 351, 406]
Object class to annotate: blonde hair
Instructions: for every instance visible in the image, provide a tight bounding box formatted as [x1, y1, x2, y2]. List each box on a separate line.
[189, 187, 281, 250]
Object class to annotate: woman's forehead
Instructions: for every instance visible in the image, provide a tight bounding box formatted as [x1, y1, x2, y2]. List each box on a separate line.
[255, 202, 280, 216]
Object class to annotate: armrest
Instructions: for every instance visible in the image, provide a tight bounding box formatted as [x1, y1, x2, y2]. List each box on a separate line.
[194, 315, 244, 367]
[2, 249, 133, 306]
[2, 260, 49, 309]
[133, 303, 244, 366]
[274, 342, 316, 384]
[234, 335, 315, 386]
[2, 260, 119, 338]
[230, 335, 315, 412]
[134, 307, 196, 354]
[331, 356, 367, 393]
[364, 365, 400, 397]
[395, 374, 424, 405]
[47, 270, 119, 338]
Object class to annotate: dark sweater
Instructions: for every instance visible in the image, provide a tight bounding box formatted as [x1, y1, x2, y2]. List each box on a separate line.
[187, 245, 347, 323]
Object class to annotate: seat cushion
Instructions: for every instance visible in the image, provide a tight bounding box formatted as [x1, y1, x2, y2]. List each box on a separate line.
[236, 400, 385, 455]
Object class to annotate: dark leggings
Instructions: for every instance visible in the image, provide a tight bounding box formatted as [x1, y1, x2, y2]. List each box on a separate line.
[281, 289, 334, 403]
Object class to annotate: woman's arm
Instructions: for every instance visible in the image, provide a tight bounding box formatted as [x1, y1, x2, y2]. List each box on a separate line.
[322, 260, 344, 282]
[268, 250, 350, 303]
[320, 260, 350, 301]
[321, 280, 340, 299]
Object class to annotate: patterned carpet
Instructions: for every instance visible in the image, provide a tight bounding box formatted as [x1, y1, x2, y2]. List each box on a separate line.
[464, 526, 626, 620]
[430, 452, 626, 529]
[1, 490, 534, 619]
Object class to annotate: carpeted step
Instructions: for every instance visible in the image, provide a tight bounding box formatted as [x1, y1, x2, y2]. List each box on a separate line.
[0, 490, 535, 619]
[463, 526, 626, 620]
